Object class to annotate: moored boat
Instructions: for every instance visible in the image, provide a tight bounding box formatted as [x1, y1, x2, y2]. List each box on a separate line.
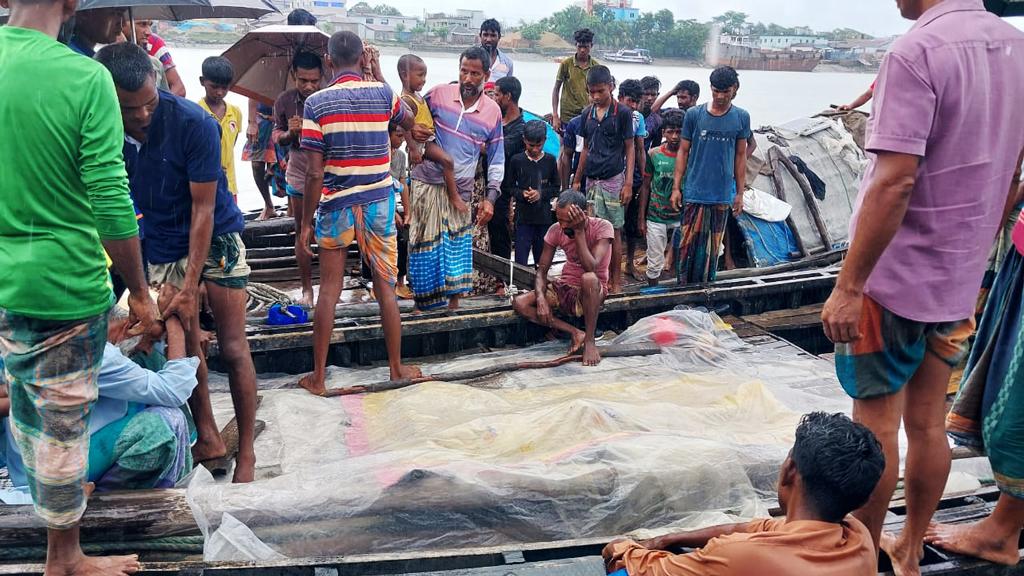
[602, 48, 653, 64]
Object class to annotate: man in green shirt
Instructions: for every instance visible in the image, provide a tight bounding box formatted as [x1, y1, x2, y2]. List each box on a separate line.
[553, 27, 598, 192]
[551, 27, 599, 131]
[0, 0, 158, 573]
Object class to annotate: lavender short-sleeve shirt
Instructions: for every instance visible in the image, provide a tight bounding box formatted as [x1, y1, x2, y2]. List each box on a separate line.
[850, 0, 1024, 323]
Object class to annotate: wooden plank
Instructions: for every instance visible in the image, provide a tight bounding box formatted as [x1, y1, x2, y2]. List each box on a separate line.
[742, 303, 824, 332]
[202, 395, 264, 476]
[241, 232, 297, 249]
[241, 217, 296, 239]
[472, 249, 537, 288]
[224, 266, 839, 357]
[0, 489, 198, 548]
[247, 254, 319, 271]
[249, 267, 322, 283]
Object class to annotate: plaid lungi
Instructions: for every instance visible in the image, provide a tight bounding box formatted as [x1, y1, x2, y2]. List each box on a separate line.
[0, 310, 107, 529]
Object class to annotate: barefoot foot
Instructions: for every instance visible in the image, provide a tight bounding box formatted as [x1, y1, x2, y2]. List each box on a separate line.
[191, 436, 228, 464]
[232, 450, 256, 484]
[297, 288, 314, 309]
[582, 340, 602, 366]
[258, 207, 275, 221]
[568, 330, 586, 355]
[924, 520, 1021, 566]
[298, 373, 328, 396]
[881, 531, 924, 576]
[45, 553, 140, 576]
[391, 364, 423, 381]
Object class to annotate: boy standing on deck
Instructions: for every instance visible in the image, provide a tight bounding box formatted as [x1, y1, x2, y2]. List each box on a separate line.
[509, 120, 560, 267]
[618, 78, 648, 283]
[389, 122, 413, 299]
[298, 31, 422, 395]
[198, 56, 243, 200]
[670, 66, 751, 285]
[572, 65, 635, 294]
[272, 51, 324, 308]
[1, 3, 158, 572]
[639, 108, 685, 286]
[554, 28, 598, 187]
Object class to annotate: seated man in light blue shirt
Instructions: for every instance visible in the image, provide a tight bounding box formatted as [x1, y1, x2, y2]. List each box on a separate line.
[1, 307, 199, 501]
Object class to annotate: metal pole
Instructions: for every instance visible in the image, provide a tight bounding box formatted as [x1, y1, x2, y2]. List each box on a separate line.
[129, 6, 136, 44]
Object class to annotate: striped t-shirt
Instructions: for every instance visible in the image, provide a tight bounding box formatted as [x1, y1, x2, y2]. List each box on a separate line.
[146, 34, 176, 72]
[301, 73, 407, 213]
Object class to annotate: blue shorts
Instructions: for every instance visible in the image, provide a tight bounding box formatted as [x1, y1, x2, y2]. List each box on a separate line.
[285, 182, 303, 198]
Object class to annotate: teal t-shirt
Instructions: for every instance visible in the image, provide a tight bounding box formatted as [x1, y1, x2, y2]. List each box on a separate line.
[682, 103, 752, 206]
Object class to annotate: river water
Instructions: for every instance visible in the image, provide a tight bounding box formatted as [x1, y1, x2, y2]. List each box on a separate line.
[172, 46, 876, 212]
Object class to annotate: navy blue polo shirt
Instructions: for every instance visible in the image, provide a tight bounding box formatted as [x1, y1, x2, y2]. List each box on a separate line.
[581, 102, 634, 181]
[125, 90, 245, 264]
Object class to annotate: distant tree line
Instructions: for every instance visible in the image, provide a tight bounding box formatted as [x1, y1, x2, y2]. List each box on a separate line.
[522, 6, 708, 59]
[362, 3, 874, 55]
[513, 7, 875, 58]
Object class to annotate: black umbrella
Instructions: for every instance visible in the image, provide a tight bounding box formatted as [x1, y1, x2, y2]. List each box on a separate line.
[81, 0, 278, 21]
[1, 0, 277, 24]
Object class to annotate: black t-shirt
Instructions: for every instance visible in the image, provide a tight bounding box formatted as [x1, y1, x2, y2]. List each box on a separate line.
[498, 114, 526, 212]
[581, 102, 635, 181]
[509, 152, 559, 225]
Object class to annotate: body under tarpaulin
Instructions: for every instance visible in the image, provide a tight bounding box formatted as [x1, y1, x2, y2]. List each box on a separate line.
[188, 310, 853, 561]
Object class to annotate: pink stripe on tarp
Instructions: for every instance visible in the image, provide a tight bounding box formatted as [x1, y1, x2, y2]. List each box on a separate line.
[339, 394, 410, 489]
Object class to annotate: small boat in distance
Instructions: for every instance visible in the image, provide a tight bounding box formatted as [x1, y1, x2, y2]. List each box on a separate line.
[602, 48, 653, 64]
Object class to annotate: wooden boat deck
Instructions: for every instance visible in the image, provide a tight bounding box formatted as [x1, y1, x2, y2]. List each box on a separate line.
[2, 322, 1016, 575]
[217, 250, 842, 374]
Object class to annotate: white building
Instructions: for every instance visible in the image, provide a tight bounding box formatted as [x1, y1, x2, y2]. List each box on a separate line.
[305, 0, 345, 13]
[455, 9, 486, 30]
[346, 12, 418, 29]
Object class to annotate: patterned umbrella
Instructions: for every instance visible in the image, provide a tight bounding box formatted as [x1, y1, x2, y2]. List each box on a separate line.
[221, 24, 331, 106]
[2, 0, 277, 24]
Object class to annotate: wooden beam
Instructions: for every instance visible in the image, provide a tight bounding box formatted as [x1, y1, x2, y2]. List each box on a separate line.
[742, 303, 825, 332]
[321, 344, 662, 396]
[225, 266, 840, 357]
[0, 489, 198, 549]
[472, 249, 537, 288]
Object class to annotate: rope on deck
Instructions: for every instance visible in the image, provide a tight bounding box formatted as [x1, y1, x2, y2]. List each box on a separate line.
[0, 535, 205, 561]
[247, 281, 295, 314]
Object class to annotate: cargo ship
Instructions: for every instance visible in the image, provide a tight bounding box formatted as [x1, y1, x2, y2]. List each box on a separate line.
[708, 40, 821, 72]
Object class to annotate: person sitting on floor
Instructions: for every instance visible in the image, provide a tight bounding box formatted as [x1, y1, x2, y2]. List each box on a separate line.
[0, 307, 198, 498]
[513, 190, 613, 366]
[603, 411, 885, 576]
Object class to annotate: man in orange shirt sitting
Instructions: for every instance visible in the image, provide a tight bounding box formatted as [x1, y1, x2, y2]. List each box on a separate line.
[603, 412, 885, 576]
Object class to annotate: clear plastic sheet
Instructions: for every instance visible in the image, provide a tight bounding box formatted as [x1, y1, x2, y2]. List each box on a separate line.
[190, 310, 852, 560]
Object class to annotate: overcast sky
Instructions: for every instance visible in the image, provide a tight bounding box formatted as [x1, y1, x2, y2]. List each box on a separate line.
[377, 0, 1022, 38]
